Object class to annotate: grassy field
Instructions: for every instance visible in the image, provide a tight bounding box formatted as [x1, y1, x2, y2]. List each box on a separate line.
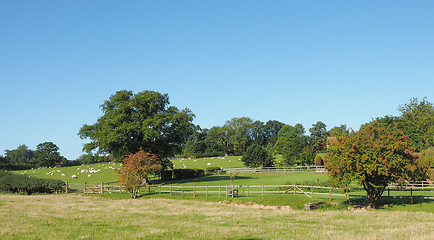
[13, 162, 122, 184]
[171, 155, 246, 169]
[0, 194, 433, 240]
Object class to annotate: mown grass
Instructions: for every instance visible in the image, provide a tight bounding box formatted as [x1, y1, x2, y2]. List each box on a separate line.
[1, 194, 433, 240]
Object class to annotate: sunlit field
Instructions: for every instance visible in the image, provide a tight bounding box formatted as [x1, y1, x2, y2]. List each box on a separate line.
[1, 194, 433, 240]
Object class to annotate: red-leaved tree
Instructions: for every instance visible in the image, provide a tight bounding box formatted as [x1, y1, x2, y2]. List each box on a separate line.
[326, 121, 430, 208]
[117, 151, 162, 198]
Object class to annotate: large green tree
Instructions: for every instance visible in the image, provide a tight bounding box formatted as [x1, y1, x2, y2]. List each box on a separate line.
[309, 121, 327, 151]
[326, 120, 430, 208]
[79, 90, 195, 160]
[275, 124, 310, 165]
[33, 142, 65, 167]
[398, 97, 434, 151]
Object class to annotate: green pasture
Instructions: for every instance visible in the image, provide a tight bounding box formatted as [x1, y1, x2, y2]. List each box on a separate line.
[171, 155, 245, 169]
[12, 162, 121, 184]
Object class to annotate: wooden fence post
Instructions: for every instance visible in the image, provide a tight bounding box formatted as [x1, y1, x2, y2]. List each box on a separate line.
[193, 185, 196, 197]
[219, 185, 221, 197]
[262, 184, 264, 195]
[181, 186, 184, 197]
[410, 188, 413, 204]
[170, 185, 172, 196]
[84, 182, 86, 194]
[159, 185, 161, 194]
[206, 185, 208, 197]
[65, 182, 68, 194]
[277, 185, 280, 194]
[101, 182, 103, 194]
[311, 185, 313, 197]
[247, 185, 249, 197]
[329, 187, 332, 201]
[294, 185, 296, 195]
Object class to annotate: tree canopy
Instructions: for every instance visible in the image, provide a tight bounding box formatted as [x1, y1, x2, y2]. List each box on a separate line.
[78, 90, 195, 160]
[325, 120, 430, 208]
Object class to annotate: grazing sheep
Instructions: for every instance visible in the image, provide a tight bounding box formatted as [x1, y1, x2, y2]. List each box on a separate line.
[71, 175, 78, 179]
[61, 173, 65, 177]
[21, 172, 26, 175]
[88, 174, 92, 178]
[207, 163, 212, 166]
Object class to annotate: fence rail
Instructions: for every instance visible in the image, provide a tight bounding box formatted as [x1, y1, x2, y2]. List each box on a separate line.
[156, 184, 347, 200]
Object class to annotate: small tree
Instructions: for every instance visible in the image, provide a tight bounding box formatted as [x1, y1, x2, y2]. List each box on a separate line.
[325, 121, 430, 208]
[242, 144, 274, 168]
[117, 151, 162, 198]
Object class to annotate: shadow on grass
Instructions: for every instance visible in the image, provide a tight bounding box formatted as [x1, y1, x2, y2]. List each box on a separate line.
[160, 175, 255, 185]
[344, 196, 433, 210]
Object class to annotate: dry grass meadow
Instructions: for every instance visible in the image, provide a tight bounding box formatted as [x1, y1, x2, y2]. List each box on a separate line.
[1, 194, 433, 239]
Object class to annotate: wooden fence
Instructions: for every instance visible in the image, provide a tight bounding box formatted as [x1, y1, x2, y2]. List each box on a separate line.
[65, 182, 123, 194]
[155, 184, 347, 200]
[65, 180, 433, 203]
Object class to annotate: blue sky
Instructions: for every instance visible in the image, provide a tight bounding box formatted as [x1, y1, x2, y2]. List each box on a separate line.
[1, 1, 433, 160]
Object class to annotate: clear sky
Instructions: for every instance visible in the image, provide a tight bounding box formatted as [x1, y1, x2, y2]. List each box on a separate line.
[1, 1, 433, 160]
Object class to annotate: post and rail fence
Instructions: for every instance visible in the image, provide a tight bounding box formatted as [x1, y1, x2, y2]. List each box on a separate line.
[64, 180, 433, 203]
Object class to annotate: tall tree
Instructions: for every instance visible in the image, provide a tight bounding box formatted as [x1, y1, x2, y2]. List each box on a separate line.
[275, 124, 309, 165]
[309, 121, 327, 151]
[326, 120, 430, 208]
[33, 142, 64, 167]
[398, 97, 434, 151]
[79, 90, 195, 160]
[223, 117, 254, 154]
[328, 124, 350, 137]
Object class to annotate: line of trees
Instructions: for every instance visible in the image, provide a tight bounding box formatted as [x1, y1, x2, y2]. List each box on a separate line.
[0, 142, 67, 170]
[2, 90, 432, 172]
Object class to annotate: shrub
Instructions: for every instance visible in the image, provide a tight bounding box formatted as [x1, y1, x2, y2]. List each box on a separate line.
[206, 166, 222, 175]
[314, 155, 324, 166]
[0, 172, 65, 194]
[242, 144, 274, 167]
[173, 168, 204, 180]
[160, 170, 173, 181]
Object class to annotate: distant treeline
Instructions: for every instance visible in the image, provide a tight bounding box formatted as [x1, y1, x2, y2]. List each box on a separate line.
[0, 142, 111, 170]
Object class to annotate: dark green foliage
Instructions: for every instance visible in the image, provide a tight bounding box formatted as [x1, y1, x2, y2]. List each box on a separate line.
[0, 171, 65, 194]
[206, 166, 222, 174]
[33, 142, 65, 167]
[173, 168, 204, 180]
[242, 144, 274, 167]
[79, 90, 195, 160]
[160, 170, 173, 181]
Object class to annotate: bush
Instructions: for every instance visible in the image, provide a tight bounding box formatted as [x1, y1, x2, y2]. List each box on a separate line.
[173, 168, 204, 180]
[206, 166, 222, 175]
[242, 144, 274, 167]
[160, 170, 173, 181]
[0, 171, 65, 194]
[430, 169, 434, 181]
[314, 155, 324, 166]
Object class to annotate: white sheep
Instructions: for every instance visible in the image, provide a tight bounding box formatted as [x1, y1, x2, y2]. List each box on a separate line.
[207, 163, 212, 166]
[61, 173, 65, 177]
[88, 174, 92, 178]
[71, 175, 78, 179]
